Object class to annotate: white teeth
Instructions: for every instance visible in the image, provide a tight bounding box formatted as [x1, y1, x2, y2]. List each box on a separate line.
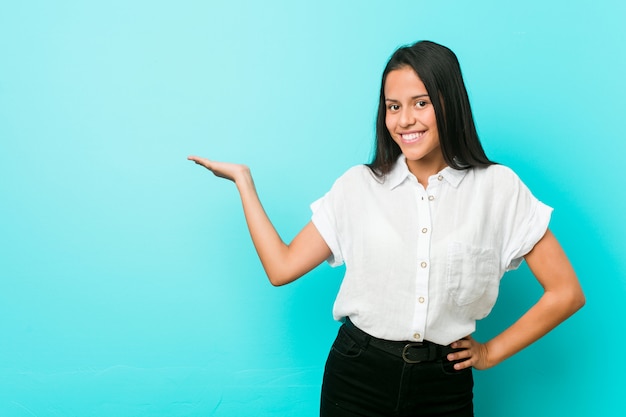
[401, 132, 424, 140]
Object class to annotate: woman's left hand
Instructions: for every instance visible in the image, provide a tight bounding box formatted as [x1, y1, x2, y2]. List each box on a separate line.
[446, 230, 585, 373]
[448, 335, 492, 371]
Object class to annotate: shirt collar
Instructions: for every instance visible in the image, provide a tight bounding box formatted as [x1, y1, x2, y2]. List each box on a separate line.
[386, 155, 411, 190]
[387, 155, 468, 190]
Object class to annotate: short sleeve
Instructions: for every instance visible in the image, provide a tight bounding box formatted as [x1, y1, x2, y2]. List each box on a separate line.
[311, 192, 344, 267]
[500, 170, 553, 271]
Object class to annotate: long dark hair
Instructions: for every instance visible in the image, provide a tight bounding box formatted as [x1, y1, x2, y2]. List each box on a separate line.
[368, 40, 494, 176]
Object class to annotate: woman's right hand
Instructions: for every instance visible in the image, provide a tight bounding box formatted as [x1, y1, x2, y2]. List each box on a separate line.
[187, 155, 251, 184]
[187, 154, 330, 286]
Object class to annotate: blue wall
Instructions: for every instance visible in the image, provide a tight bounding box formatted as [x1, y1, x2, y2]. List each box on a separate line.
[1, 1, 624, 416]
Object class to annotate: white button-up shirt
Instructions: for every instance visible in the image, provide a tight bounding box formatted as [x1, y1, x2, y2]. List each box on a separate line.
[311, 155, 552, 345]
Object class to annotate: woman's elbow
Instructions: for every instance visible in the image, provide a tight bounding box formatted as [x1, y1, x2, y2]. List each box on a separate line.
[573, 288, 586, 312]
[265, 257, 312, 286]
[564, 286, 586, 315]
[268, 275, 289, 287]
[266, 270, 298, 287]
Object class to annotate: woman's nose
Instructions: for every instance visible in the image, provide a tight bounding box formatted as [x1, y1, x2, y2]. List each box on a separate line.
[399, 108, 416, 127]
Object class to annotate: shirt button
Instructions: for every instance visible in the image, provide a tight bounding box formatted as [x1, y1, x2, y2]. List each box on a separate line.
[437, 175, 443, 181]
[414, 333, 421, 340]
[428, 195, 435, 201]
[418, 297, 425, 303]
[420, 261, 427, 268]
[421, 227, 428, 233]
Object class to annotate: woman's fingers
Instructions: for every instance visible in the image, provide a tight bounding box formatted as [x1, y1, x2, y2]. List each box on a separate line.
[187, 155, 212, 168]
[188, 156, 225, 178]
[447, 335, 491, 371]
[187, 155, 250, 183]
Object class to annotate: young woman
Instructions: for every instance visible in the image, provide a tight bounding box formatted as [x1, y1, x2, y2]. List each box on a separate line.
[188, 41, 585, 417]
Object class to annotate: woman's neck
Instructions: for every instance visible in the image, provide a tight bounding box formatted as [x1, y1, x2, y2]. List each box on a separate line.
[405, 157, 447, 187]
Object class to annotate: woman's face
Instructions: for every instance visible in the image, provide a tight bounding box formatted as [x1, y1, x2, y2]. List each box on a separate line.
[384, 66, 445, 175]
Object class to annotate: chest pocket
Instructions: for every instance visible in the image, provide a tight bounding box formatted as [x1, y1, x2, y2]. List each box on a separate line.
[446, 241, 499, 307]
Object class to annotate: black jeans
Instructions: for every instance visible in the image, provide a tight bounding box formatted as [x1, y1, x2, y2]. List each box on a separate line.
[320, 323, 474, 417]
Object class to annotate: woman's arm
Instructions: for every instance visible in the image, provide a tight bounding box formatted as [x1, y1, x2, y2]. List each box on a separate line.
[188, 156, 332, 286]
[449, 228, 585, 370]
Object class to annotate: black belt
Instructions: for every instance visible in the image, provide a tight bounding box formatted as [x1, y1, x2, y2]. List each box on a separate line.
[344, 318, 460, 364]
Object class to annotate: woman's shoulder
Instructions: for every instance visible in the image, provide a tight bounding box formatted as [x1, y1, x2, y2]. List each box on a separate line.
[320, 165, 384, 199]
[333, 164, 379, 185]
[473, 163, 523, 184]
[469, 164, 538, 200]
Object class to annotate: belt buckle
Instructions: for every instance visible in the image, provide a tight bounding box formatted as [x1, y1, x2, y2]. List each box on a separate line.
[402, 342, 424, 364]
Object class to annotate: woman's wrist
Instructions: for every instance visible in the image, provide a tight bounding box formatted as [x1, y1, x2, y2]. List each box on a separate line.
[234, 165, 254, 190]
[482, 338, 511, 369]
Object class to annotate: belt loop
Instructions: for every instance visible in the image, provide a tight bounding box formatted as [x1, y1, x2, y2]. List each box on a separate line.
[344, 317, 371, 348]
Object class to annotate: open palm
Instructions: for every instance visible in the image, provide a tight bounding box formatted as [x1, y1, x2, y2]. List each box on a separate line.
[187, 156, 250, 183]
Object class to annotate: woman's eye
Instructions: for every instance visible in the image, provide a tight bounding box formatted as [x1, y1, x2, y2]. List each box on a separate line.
[388, 104, 400, 111]
[416, 100, 427, 108]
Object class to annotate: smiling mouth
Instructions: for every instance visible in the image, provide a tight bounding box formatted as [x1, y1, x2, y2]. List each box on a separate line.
[400, 131, 425, 143]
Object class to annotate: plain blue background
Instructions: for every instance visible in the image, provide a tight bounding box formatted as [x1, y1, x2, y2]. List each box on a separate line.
[1, 1, 625, 416]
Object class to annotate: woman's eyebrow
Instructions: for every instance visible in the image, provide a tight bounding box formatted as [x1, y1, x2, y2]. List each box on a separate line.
[385, 94, 429, 102]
